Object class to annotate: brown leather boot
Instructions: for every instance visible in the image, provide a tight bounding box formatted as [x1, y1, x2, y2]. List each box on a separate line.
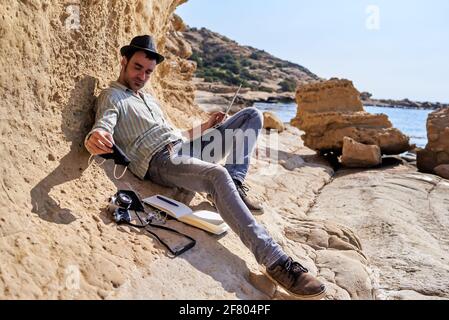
[266, 257, 326, 300]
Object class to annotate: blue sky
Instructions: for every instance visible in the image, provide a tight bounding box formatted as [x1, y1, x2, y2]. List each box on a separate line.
[176, 0, 449, 103]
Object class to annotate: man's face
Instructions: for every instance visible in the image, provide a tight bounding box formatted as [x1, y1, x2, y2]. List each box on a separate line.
[121, 51, 157, 92]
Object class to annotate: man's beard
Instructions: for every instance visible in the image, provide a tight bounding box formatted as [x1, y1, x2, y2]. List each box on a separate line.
[123, 63, 145, 91]
[132, 80, 145, 90]
[123, 77, 144, 92]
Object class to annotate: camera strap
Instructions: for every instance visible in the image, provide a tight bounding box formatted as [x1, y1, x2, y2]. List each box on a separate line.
[132, 212, 196, 257]
[112, 188, 196, 257]
[90, 154, 128, 180]
[88, 144, 131, 180]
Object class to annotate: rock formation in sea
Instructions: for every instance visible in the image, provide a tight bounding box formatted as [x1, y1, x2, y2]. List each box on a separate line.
[361, 92, 449, 110]
[417, 108, 449, 177]
[291, 79, 413, 157]
[263, 112, 285, 132]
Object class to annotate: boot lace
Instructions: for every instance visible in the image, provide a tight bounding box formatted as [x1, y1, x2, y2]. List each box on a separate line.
[236, 183, 250, 197]
[285, 258, 309, 280]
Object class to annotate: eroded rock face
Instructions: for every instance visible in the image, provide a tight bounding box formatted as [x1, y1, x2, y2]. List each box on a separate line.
[291, 79, 412, 155]
[0, 0, 202, 299]
[341, 137, 382, 168]
[417, 108, 449, 175]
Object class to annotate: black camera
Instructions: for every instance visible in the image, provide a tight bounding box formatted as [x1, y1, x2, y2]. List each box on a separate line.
[106, 190, 196, 257]
[113, 208, 132, 224]
[108, 192, 133, 224]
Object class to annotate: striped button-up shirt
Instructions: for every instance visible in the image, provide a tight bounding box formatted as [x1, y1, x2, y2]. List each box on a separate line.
[86, 81, 185, 180]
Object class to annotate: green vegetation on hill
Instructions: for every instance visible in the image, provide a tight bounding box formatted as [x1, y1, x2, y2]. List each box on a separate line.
[278, 78, 297, 93]
[190, 51, 263, 90]
[184, 27, 320, 93]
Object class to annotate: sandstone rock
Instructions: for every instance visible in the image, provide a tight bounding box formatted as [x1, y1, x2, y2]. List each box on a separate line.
[308, 168, 449, 299]
[263, 112, 285, 132]
[171, 13, 187, 32]
[0, 0, 204, 300]
[291, 79, 412, 155]
[341, 137, 382, 168]
[164, 15, 193, 60]
[295, 78, 364, 113]
[417, 108, 449, 173]
[434, 165, 449, 179]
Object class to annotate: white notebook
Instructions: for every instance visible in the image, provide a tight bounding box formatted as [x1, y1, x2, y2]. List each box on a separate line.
[143, 195, 229, 235]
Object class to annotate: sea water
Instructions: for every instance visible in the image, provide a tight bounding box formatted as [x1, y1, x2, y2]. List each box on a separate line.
[254, 102, 433, 148]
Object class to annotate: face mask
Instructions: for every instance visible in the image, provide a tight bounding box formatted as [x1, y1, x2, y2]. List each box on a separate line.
[89, 144, 130, 179]
[99, 144, 130, 166]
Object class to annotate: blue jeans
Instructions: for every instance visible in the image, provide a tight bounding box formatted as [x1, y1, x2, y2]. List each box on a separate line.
[146, 107, 287, 267]
[178, 106, 264, 182]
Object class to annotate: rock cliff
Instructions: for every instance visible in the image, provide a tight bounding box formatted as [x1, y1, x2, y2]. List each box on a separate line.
[0, 0, 202, 299]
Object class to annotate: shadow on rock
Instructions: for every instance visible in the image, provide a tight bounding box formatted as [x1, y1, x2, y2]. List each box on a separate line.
[265, 147, 335, 175]
[30, 75, 97, 224]
[335, 155, 409, 179]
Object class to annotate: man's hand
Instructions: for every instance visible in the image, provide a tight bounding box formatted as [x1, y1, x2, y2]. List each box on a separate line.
[205, 112, 227, 130]
[85, 130, 114, 155]
[183, 112, 228, 141]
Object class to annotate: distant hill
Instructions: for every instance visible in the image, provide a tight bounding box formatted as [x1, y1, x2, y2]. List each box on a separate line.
[183, 27, 321, 102]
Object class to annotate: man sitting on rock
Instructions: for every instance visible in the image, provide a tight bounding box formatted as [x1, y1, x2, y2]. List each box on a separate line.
[84, 35, 326, 300]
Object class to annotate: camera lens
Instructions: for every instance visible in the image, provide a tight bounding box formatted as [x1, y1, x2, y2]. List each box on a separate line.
[117, 192, 132, 209]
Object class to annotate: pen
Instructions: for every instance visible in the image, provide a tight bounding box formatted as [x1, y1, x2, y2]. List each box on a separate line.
[157, 195, 179, 207]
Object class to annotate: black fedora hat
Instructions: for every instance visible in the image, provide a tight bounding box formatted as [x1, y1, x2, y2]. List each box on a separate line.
[120, 35, 165, 64]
